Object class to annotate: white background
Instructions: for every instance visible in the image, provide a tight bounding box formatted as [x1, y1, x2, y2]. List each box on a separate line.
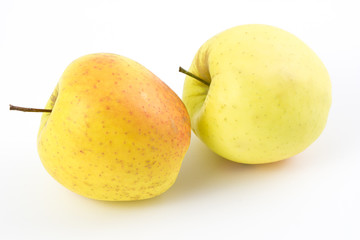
[1, 0, 359, 239]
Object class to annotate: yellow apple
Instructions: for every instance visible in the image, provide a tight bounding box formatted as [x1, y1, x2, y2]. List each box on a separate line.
[182, 24, 331, 164]
[37, 53, 191, 201]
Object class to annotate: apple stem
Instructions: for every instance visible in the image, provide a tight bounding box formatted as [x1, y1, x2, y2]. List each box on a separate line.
[179, 67, 209, 86]
[9, 104, 52, 113]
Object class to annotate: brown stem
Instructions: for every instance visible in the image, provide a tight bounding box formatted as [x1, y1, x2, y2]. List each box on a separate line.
[9, 104, 52, 113]
[179, 67, 210, 86]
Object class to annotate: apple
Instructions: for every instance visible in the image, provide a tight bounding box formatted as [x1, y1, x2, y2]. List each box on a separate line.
[32, 53, 190, 201]
[181, 24, 331, 164]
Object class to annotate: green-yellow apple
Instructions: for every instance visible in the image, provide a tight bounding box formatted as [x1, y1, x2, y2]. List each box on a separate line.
[181, 24, 331, 164]
[35, 53, 191, 201]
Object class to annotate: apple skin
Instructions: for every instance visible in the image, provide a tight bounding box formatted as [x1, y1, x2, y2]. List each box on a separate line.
[182, 24, 331, 164]
[37, 53, 191, 201]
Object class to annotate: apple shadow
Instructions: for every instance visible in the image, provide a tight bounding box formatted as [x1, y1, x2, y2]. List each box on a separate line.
[162, 133, 294, 202]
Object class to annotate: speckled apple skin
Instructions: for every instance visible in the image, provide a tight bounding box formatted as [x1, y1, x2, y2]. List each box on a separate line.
[182, 24, 331, 164]
[37, 53, 191, 201]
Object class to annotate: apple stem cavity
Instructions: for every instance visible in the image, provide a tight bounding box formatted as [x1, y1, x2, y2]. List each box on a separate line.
[179, 67, 209, 86]
[9, 104, 52, 113]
